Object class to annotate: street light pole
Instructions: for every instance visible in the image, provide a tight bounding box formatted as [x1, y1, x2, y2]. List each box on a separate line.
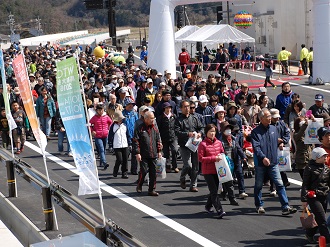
[227, 1, 230, 25]
[108, 0, 116, 47]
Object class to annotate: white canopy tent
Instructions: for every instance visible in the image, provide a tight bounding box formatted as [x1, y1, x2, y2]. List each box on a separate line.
[175, 25, 200, 63]
[177, 24, 255, 44]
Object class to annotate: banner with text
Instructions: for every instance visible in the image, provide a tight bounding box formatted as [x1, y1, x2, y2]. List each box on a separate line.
[12, 54, 47, 153]
[0, 49, 17, 151]
[56, 57, 99, 195]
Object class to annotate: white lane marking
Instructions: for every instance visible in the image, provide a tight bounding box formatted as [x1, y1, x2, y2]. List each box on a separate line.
[234, 70, 330, 94]
[288, 178, 302, 186]
[24, 141, 221, 247]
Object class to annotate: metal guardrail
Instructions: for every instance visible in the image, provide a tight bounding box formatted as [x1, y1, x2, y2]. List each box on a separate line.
[0, 148, 145, 247]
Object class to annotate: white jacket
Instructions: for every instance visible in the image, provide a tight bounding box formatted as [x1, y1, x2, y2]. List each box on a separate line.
[113, 123, 128, 149]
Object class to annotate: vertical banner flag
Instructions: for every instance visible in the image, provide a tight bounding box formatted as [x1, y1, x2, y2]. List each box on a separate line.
[56, 57, 99, 195]
[0, 51, 17, 148]
[12, 54, 47, 153]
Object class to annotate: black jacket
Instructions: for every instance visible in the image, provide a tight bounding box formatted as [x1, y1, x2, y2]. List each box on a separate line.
[157, 113, 176, 142]
[133, 123, 162, 159]
[174, 113, 204, 147]
[301, 160, 330, 202]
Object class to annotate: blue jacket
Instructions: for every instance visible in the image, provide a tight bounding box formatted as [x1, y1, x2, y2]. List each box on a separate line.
[35, 95, 56, 118]
[275, 92, 293, 119]
[196, 105, 214, 126]
[272, 120, 290, 145]
[122, 110, 138, 140]
[251, 123, 279, 166]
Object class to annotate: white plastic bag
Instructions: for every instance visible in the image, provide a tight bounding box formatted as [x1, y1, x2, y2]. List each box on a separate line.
[215, 153, 233, 183]
[304, 118, 323, 144]
[185, 132, 202, 152]
[156, 157, 166, 179]
[277, 147, 292, 172]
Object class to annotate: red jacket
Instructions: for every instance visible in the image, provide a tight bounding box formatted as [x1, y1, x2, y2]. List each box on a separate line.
[178, 51, 190, 65]
[198, 137, 225, 174]
[90, 113, 112, 138]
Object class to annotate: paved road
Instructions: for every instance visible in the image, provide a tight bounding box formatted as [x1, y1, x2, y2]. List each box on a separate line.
[0, 69, 328, 247]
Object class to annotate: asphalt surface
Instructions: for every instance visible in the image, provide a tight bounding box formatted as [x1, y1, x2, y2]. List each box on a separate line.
[0, 69, 329, 247]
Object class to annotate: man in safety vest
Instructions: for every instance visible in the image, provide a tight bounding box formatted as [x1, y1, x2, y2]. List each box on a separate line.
[307, 47, 313, 77]
[300, 44, 309, 75]
[277, 47, 291, 75]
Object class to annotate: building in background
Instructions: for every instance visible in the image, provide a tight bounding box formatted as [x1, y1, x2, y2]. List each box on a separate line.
[222, 0, 313, 59]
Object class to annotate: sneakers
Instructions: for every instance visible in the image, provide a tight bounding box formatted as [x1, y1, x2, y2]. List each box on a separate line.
[180, 179, 186, 189]
[60, 152, 66, 156]
[273, 85, 277, 89]
[136, 185, 142, 193]
[14, 150, 21, 154]
[217, 210, 226, 219]
[205, 206, 214, 214]
[305, 234, 317, 244]
[282, 206, 297, 215]
[270, 190, 277, 197]
[103, 163, 109, 170]
[239, 192, 249, 199]
[122, 173, 129, 179]
[190, 187, 198, 192]
[68, 152, 73, 157]
[256, 206, 266, 214]
[173, 168, 180, 173]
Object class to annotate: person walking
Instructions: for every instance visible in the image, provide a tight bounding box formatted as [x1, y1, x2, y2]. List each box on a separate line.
[134, 111, 162, 196]
[277, 47, 291, 75]
[108, 111, 130, 179]
[301, 147, 330, 244]
[307, 47, 313, 78]
[251, 108, 297, 215]
[90, 104, 113, 170]
[198, 124, 226, 219]
[264, 60, 276, 88]
[175, 100, 204, 192]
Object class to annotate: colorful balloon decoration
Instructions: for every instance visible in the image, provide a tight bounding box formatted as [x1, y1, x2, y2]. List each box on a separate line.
[234, 11, 253, 29]
[93, 46, 105, 59]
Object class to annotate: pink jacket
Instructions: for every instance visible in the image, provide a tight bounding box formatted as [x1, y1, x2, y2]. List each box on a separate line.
[198, 137, 225, 174]
[227, 88, 241, 101]
[90, 113, 112, 138]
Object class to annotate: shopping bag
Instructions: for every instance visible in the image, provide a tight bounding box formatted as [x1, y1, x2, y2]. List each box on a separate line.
[156, 157, 166, 179]
[185, 132, 202, 152]
[277, 147, 292, 172]
[300, 208, 318, 229]
[304, 118, 323, 144]
[215, 153, 233, 183]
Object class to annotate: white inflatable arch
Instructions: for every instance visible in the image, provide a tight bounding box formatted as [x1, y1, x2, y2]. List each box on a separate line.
[148, 0, 330, 82]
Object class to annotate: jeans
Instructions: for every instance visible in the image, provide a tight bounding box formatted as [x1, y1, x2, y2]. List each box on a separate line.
[40, 116, 52, 137]
[163, 139, 178, 169]
[270, 171, 289, 192]
[57, 130, 70, 152]
[234, 162, 245, 194]
[180, 146, 198, 188]
[254, 164, 289, 209]
[114, 147, 128, 174]
[94, 137, 107, 166]
[306, 196, 330, 242]
[137, 158, 157, 192]
[204, 174, 223, 212]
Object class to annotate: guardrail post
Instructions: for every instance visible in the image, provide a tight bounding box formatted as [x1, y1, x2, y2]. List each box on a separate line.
[5, 160, 17, 197]
[41, 187, 55, 230]
[95, 225, 107, 243]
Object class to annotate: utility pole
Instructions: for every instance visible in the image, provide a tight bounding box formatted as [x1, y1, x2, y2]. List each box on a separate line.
[227, 1, 230, 25]
[108, 0, 116, 47]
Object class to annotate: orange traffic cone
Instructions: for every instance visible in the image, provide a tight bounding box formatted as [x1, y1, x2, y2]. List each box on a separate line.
[297, 64, 304, 76]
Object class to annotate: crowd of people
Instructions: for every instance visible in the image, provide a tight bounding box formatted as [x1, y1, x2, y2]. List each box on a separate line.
[0, 41, 329, 244]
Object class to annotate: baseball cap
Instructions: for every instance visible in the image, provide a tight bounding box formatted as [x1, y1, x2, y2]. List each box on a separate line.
[270, 108, 281, 118]
[315, 94, 324, 101]
[147, 78, 153, 83]
[124, 98, 135, 107]
[215, 74, 221, 78]
[199, 95, 209, 103]
[139, 105, 149, 114]
[318, 127, 330, 141]
[258, 87, 267, 93]
[189, 96, 199, 103]
[311, 147, 328, 160]
[185, 69, 191, 74]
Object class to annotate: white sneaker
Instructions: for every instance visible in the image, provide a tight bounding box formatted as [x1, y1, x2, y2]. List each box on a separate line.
[256, 206, 266, 214]
[270, 190, 277, 197]
[239, 192, 249, 199]
[60, 152, 66, 156]
[68, 152, 73, 157]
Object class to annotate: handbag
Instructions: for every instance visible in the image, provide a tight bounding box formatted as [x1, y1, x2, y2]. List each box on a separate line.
[156, 157, 166, 179]
[277, 147, 292, 172]
[304, 118, 323, 144]
[215, 153, 233, 183]
[300, 208, 318, 229]
[185, 132, 202, 153]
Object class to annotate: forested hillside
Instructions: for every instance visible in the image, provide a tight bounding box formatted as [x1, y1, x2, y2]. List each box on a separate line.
[0, 0, 217, 35]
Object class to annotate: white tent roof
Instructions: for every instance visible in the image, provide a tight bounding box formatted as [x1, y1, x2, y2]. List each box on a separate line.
[175, 25, 200, 40]
[177, 24, 255, 44]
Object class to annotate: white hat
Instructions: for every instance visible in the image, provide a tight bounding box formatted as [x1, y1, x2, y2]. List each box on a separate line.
[311, 147, 328, 160]
[118, 87, 128, 94]
[270, 108, 280, 118]
[258, 87, 267, 93]
[185, 69, 191, 74]
[189, 96, 199, 103]
[159, 82, 166, 87]
[157, 72, 163, 76]
[147, 78, 153, 83]
[214, 105, 226, 115]
[199, 95, 209, 103]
